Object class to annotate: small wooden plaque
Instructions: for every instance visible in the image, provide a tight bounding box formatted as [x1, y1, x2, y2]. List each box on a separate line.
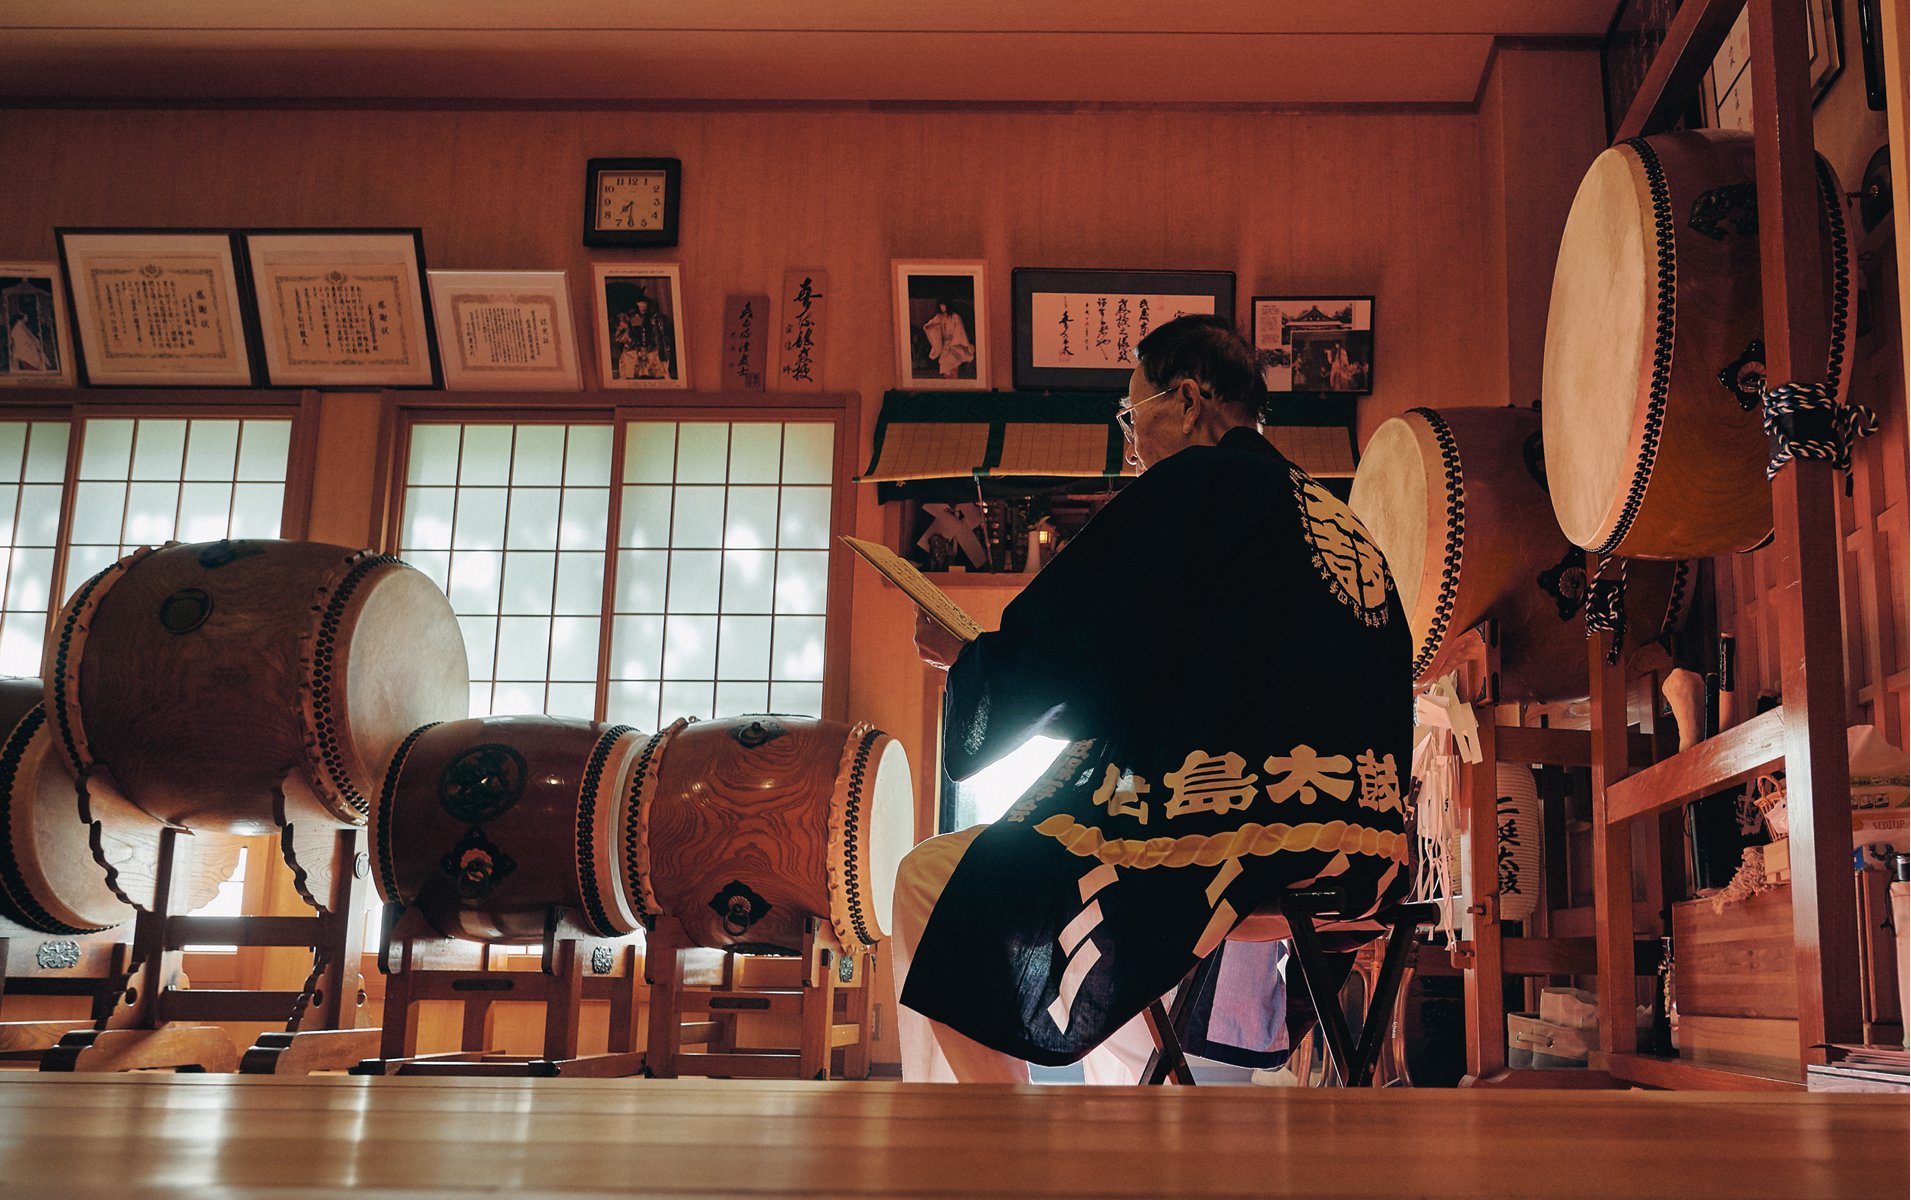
[721, 293, 770, 391]
[776, 268, 827, 391]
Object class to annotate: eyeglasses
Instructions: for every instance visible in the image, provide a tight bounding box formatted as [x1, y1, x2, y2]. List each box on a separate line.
[1115, 386, 1175, 438]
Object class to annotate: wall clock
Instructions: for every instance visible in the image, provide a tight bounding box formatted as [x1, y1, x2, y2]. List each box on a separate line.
[584, 157, 681, 248]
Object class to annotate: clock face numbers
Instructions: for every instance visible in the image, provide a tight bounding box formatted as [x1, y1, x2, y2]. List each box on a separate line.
[597, 171, 666, 232]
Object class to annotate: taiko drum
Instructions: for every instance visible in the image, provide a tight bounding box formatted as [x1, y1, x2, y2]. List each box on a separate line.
[50, 539, 469, 834]
[629, 715, 914, 953]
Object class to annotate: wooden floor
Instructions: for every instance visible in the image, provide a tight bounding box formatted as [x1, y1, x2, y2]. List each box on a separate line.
[0, 1075, 1902, 1198]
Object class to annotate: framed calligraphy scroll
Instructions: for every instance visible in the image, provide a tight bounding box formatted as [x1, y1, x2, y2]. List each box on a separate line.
[242, 229, 439, 388]
[720, 293, 769, 391]
[591, 262, 688, 389]
[893, 260, 988, 392]
[0, 262, 76, 387]
[427, 270, 582, 391]
[56, 230, 257, 387]
[776, 268, 827, 392]
[1011, 268, 1233, 392]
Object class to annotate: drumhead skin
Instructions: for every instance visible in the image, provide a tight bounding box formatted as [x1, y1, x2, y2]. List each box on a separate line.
[0, 678, 129, 933]
[1542, 130, 1850, 558]
[1348, 415, 1436, 672]
[857, 737, 914, 945]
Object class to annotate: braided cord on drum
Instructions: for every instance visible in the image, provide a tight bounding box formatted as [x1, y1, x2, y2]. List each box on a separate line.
[622, 722, 684, 921]
[1600, 137, 1679, 556]
[373, 721, 440, 905]
[1818, 157, 1851, 402]
[49, 558, 133, 778]
[574, 724, 636, 938]
[1585, 556, 1631, 664]
[0, 706, 109, 935]
[841, 726, 883, 947]
[304, 553, 408, 819]
[1406, 408, 1465, 681]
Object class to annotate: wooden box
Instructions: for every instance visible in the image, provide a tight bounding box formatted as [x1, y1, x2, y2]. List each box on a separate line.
[1671, 886, 1800, 1075]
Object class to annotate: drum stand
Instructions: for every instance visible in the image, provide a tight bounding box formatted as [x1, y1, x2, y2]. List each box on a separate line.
[644, 915, 873, 1081]
[352, 904, 646, 1078]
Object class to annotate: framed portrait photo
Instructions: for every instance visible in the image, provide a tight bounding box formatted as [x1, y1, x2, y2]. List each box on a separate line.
[1251, 296, 1374, 395]
[0, 263, 76, 387]
[1011, 268, 1234, 391]
[56, 229, 257, 387]
[242, 229, 439, 388]
[894, 260, 987, 391]
[428, 270, 582, 391]
[592, 263, 688, 389]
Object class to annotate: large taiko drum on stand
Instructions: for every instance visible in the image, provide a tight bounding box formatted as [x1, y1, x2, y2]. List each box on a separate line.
[629, 715, 914, 954]
[49, 539, 469, 834]
[1541, 129, 1851, 558]
[0, 677, 132, 933]
[1349, 406, 1690, 700]
[372, 716, 648, 942]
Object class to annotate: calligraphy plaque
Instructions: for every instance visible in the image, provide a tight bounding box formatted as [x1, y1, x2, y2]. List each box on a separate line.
[1010, 268, 1234, 392]
[428, 270, 582, 391]
[242, 229, 440, 388]
[775, 268, 827, 393]
[56, 230, 257, 387]
[721, 293, 769, 392]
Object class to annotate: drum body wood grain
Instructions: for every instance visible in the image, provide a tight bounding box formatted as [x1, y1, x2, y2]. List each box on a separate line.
[1349, 406, 1690, 700]
[372, 716, 647, 942]
[630, 716, 913, 953]
[1541, 130, 1850, 558]
[50, 539, 469, 834]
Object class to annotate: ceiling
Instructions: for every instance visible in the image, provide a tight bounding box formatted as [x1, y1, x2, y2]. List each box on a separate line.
[0, 1, 1621, 105]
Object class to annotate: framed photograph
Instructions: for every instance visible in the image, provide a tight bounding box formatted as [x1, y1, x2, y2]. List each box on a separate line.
[55, 229, 257, 387]
[242, 229, 439, 388]
[428, 270, 581, 391]
[1704, 1, 1843, 130]
[592, 263, 688, 389]
[583, 157, 681, 248]
[894, 260, 987, 391]
[1251, 297, 1374, 395]
[0, 263, 75, 387]
[1011, 268, 1234, 391]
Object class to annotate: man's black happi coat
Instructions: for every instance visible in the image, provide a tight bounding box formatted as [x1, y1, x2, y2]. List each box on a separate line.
[901, 428, 1412, 1064]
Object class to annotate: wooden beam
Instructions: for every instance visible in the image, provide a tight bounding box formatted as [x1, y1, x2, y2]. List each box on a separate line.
[1595, 1051, 1802, 1092]
[1604, 705, 1787, 824]
[1615, 0, 1745, 140]
[1590, 627, 1638, 1057]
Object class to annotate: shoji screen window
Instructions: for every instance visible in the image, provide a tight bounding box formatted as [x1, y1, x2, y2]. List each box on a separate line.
[63, 417, 291, 595]
[609, 421, 834, 730]
[399, 423, 613, 719]
[0, 421, 70, 676]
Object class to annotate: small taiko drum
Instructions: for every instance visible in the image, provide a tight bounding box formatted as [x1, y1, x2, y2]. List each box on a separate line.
[372, 716, 648, 942]
[630, 716, 913, 953]
[1541, 129, 1851, 558]
[0, 678, 132, 933]
[50, 539, 469, 834]
[1349, 406, 1691, 700]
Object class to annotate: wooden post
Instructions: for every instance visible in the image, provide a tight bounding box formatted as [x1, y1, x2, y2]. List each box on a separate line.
[1462, 712, 1506, 1079]
[643, 920, 683, 1079]
[1591, 622, 1639, 1059]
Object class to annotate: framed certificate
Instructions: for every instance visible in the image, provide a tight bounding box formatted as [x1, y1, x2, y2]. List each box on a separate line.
[428, 270, 582, 391]
[241, 229, 440, 388]
[56, 229, 257, 387]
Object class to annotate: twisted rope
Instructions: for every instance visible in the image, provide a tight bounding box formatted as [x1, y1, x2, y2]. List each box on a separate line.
[1584, 555, 1629, 665]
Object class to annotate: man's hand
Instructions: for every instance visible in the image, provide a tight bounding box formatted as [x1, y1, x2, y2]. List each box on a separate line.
[914, 611, 966, 672]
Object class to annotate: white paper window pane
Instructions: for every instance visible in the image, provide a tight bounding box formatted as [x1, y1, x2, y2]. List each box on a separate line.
[545, 682, 597, 720]
[729, 424, 783, 484]
[78, 420, 134, 480]
[235, 421, 291, 482]
[774, 551, 829, 615]
[0, 490, 17, 548]
[660, 679, 715, 723]
[615, 550, 668, 613]
[669, 486, 725, 548]
[493, 616, 552, 681]
[500, 552, 556, 616]
[0, 426, 25, 483]
[777, 487, 832, 550]
[661, 614, 718, 678]
[716, 615, 772, 680]
[623, 423, 676, 484]
[458, 425, 512, 486]
[23, 424, 69, 484]
[554, 552, 604, 616]
[772, 616, 827, 680]
[122, 482, 179, 543]
[61, 545, 117, 592]
[490, 680, 545, 716]
[781, 424, 834, 485]
[720, 550, 774, 614]
[405, 549, 451, 594]
[3, 548, 52, 612]
[128, 420, 188, 480]
[769, 681, 823, 717]
[409, 425, 461, 485]
[504, 488, 560, 551]
[177, 482, 234, 542]
[68, 482, 126, 546]
[402, 488, 456, 550]
[609, 614, 665, 680]
[457, 615, 499, 681]
[723, 488, 778, 550]
[15, 485, 60, 546]
[565, 425, 613, 486]
[675, 424, 729, 484]
[715, 681, 769, 718]
[0, 612, 45, 677]
[183, 422, 240, 481]
[619, 486, 673, 549]
[228, 484, 283, 538]
[452, 488, 508, 550]
[665, 550, 721, 613]
[606, 680, 661, 731]
[511, 426, 565, 486]
[558, 488, 609, 551]
[447, 550, 503, 614]
[548, 616, 600, 681]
